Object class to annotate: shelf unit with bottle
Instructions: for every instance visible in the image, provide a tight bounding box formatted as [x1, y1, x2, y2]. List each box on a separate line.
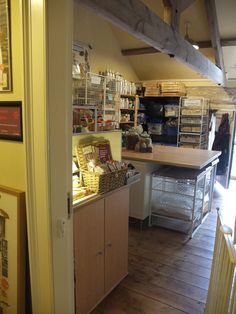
[118, 94, 139, 128]
[177, 97, 209, 149]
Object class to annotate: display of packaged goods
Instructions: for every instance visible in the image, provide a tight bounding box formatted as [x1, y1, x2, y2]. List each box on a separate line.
[182, 98, 202, 107]
[76, 140, 127, 194]
[73, 106, 97, 133]
[181, 117, 207, 124]
[180, 134, 207, 143]
[181, 109, 208, 116]
[180, 126, 192, 132]
[147, 122, 163, 135]
[180, 126, 207, 133]
[164, 105, 179, 117]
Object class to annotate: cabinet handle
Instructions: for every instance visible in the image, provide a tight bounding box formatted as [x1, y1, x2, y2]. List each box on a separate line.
[96, 251, 103, 256]
[107, 243, 112, 247]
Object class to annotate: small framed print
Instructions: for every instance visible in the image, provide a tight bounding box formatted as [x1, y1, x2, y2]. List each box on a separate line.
[0, 0, 12, 92]
[0, 101, 23, 141]
[0, 185, 26, 313]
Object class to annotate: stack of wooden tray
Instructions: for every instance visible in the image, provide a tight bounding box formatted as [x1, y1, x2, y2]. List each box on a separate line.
[160, 81, 186, 96]
[143, 82, 160, 96]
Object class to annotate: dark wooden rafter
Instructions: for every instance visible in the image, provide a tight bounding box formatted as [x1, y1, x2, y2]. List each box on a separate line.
[77, 0, 224, 85]
[121, 38, 236, 56]
[163, 0, 196, 30]
[205, 0, 225, 72]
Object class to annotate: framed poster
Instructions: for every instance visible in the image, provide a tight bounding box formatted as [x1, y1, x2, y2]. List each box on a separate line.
[0, 0, 12, 91]
[0, 102, 23, 141]
[0, 185, 26, 313]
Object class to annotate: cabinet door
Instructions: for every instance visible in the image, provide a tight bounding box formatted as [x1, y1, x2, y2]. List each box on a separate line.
[74, 200, 105, 314]
[104, 188, 129, 293]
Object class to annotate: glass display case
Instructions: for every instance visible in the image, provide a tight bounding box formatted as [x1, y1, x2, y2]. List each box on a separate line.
[149, 164, 215, 238]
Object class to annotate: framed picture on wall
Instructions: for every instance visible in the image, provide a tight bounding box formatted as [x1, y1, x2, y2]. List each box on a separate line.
[0, 185, 26, 313]
[0, 101, 23, 141]
[0, 0, 12, 92]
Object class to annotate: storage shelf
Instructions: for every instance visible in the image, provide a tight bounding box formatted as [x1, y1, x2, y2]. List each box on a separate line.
[180, 122, 208, 125]
[179, 132, 205, 136]
[178, 97, 209, 150]
[120, 108, 135, 111]
[119, 121, 134, 124]
[181, 114, 208, 117]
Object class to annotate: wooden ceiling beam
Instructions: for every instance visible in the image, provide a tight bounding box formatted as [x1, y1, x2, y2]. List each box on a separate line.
[77, 0, 224, 85]
[121, 38, 236, 56]
[205, 0, 225, 72]
[163, 0, 196, 30]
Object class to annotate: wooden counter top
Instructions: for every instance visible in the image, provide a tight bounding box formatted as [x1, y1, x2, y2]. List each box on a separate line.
[122, 145, 221, 170]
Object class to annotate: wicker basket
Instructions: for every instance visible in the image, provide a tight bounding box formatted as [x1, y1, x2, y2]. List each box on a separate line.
[76, 140, 127, 194]
[82, 168, 127, 194]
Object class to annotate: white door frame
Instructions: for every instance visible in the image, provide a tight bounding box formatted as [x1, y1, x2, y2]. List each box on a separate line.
[22, 1, 74, 313]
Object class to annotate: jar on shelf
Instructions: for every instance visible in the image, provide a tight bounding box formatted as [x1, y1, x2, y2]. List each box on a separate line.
[126, 129, 139, 150]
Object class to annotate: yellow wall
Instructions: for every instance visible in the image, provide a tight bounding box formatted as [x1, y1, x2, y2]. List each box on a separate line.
[73, 4, 139, 82]
[0, 0, 26, 190]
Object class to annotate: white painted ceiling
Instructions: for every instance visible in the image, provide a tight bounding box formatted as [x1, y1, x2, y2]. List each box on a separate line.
[108, 0, 236, 86]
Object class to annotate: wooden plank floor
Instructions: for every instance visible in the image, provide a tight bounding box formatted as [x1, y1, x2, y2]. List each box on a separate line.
[92, 182, 230, 314]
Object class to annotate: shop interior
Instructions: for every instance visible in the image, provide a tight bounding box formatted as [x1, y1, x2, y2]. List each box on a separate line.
[1, 0, 236, 313]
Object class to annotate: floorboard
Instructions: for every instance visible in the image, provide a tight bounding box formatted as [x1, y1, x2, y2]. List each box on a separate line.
[93, 181, 230, 314]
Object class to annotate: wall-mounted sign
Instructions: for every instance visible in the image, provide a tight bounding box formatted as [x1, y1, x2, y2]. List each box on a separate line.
[0, 185, 26, 313]
[0, 102, 23, 141]
[0, 0, 12, 92]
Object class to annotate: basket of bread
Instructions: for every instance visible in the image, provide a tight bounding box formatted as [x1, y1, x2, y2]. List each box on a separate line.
[76, 140, 127, 194]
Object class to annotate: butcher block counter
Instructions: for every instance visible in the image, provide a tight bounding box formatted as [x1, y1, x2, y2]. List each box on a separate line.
[122, 145, 221, 224]
[122, 145, 221, 170]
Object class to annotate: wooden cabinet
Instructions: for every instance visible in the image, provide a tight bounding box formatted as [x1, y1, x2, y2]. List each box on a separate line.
[105, 190, 129, 292]
[74, 188, 129, 314]
[74, 199, 105, 314]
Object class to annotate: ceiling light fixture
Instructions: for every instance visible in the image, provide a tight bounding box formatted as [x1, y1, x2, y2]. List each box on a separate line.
[184, 22, 199, 50]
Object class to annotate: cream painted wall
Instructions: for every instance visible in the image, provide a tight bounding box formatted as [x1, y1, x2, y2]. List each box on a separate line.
[0, 0, 26, 190]
[73, 4, 139, 82]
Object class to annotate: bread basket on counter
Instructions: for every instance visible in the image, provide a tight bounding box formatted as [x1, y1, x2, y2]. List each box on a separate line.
[76, 140, 127, 194]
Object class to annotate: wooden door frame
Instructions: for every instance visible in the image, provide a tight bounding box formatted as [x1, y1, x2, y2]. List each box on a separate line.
[22, 0, 74, 313]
